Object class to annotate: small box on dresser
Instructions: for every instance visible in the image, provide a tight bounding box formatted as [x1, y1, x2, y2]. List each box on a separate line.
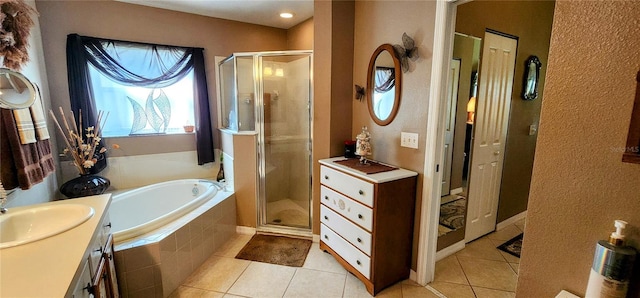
[318, 157, 418, 296]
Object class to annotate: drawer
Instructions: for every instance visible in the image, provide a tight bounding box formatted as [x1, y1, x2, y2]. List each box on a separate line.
[321, 166, 374, 208]
[321, 185, 373, 232]
[321, 223, 371, 279]
[321, 205, 372, 256]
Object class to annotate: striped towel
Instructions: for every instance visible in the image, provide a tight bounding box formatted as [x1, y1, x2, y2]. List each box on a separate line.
[12, 84, 49, 144]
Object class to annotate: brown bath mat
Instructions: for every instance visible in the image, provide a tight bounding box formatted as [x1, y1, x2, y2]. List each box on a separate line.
[235, 234, 312, 267]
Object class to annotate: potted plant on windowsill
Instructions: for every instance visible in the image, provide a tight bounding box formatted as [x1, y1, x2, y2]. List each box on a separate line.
[49, 108, 111, 198]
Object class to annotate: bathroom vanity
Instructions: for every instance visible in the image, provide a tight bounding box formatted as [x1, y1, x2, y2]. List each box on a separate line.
[318, 157, 417, 295]
[0, 194, 117, 297]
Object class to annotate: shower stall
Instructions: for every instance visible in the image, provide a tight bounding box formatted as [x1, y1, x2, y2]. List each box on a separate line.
[218, 51, 313, 235]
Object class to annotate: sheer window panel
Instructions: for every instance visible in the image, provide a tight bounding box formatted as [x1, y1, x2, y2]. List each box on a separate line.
[89, 64, 195, 137]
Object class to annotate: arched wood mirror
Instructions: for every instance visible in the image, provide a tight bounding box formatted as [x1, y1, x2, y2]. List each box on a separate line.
[0, 68, 36, 109]
[367, 44, 402, 126]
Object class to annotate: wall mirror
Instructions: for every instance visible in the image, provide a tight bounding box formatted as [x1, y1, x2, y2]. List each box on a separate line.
[0, 68, 36, 109]
[522, 55, 541, 100]
[367, 44, 402, 126]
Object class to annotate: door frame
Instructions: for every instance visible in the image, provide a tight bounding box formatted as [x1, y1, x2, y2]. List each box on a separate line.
[416, 0, 471, 285]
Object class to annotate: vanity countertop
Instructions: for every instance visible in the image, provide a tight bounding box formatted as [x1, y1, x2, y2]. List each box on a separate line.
[0, 194, 111, 297]
[319, 157, 417, 183]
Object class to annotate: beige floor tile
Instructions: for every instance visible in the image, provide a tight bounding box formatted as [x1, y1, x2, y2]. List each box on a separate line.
[168, 286, 225, 298]
[514, 218, 526, 232]
[473, 286, 516, 298]
[283, 268, 345, 298]
[486, 225, 522, 242]
[213, 234, 252, 258]
[376, 282, 404, 298]
[182, 256, 250, 292]
[222, 294, 248, 298]
[433, 255, 469, 285]
[343, 273, 375, 298]
[227, 262, 296, 298]
[428, 281, 475, 298]
[456, 238, 506, 262]
[457, 257, 518, 292]
[509, 262, 519, 274]
[402, 283, 440, 298]
[302, 243, 347, 274]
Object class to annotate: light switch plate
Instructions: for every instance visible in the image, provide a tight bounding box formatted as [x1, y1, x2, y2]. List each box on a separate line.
[401, 132, 419, 149]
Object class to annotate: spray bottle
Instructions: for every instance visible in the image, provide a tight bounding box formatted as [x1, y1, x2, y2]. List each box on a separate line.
[585, 220, 637, 298]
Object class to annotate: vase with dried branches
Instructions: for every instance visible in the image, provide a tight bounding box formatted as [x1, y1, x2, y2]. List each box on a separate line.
[49, 107, 111, 198]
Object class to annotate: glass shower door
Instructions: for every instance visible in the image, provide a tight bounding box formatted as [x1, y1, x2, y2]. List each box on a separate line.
[258, 53, 312, 231]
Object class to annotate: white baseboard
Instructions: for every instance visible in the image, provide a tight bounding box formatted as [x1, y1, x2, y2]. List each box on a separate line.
[450, 187, 463, 195]
[496, 210, 527, 231]
[435, 240, 465, 262]
[236, 226, 256, 235]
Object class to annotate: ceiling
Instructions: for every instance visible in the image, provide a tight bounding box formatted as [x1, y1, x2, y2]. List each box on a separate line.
[116, 0, 314, 29]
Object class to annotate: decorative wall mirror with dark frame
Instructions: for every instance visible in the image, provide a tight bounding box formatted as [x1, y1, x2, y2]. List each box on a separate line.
[0, 68, 36, 109]
[522, 55, 542, 100]
[367, 44, 402, 126]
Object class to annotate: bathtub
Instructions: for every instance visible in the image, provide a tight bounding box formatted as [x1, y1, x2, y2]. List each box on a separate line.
[111, 179, 220, 242]
[109, 179, 237, 297]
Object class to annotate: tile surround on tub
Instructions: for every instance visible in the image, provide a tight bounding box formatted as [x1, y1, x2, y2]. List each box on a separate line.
[115, 192, 236, 298]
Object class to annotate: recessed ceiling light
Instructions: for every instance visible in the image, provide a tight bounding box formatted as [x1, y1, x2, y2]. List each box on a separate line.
[280, 12, 293, 19]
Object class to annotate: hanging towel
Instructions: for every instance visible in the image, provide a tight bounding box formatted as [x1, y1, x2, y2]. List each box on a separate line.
[0, 108, 55, 190]
[12, 83, 49, 144]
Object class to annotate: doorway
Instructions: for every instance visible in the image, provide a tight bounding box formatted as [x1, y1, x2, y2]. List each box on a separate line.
[420, 0, 555, 286]
[257, 52, 314, 236]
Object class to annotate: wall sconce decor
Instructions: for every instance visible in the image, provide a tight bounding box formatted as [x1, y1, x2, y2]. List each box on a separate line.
[522, 55, 542, 100]
[355, 84, 365, 101]
[392, 32, 419, 73]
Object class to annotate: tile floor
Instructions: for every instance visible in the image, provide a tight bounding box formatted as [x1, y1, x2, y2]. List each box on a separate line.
[168, 218, 525, 298]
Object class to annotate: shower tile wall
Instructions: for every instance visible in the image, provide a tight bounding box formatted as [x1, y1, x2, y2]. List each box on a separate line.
[263, 57, 310, 209]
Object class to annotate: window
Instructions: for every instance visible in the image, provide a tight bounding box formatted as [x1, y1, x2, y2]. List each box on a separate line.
[89, 64, 195, 137]
[67, 34, 214, 164]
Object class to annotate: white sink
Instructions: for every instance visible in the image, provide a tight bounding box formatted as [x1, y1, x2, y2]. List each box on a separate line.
[0, 204, 95, 249]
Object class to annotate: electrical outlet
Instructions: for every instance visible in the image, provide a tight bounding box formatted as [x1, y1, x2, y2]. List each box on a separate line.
[401, 132, 419, 149]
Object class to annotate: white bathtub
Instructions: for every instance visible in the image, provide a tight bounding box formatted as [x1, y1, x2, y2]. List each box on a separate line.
[110, 179, 220, 242]
[109, 179, 237, 296]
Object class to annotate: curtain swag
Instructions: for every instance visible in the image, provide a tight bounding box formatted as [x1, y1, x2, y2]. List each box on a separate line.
[66, 34, 214, 165]
[374, 67, 395, 93]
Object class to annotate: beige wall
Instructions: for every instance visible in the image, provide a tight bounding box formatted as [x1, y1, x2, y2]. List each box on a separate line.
[312, 0, 355, 234]
[456, 0, 555, 223]
[287, 18, 314, 50]
[352, 0, 436, 269]
[3, 0, 59, 206]
[36, 0, 288, 155]
[518, 1, 640, 296]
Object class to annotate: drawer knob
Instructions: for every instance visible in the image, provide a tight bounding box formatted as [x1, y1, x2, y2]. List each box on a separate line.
[104, 222, 112, 229]
[324, 175, 329, 180]
[356, 260, 361, 265]
[94, 246, 103, 253]
[357, 238, 362, 243]
[324, 196, 329, 200]
[324, 215, 328, 220]
[324, 235, 329, 240]
[358, 214, 363, 219]
[358, 190, 364, 195]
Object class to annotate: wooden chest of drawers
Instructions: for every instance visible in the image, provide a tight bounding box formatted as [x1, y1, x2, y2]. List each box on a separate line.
[318, 158, 417, 295]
